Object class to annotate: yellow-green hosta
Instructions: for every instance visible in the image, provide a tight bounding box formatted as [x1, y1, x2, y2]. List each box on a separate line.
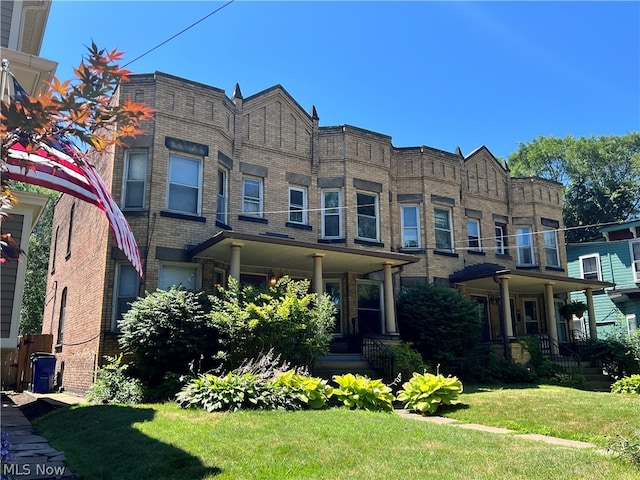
[332, 373, 395, 412]
[396, 372, 463, 415]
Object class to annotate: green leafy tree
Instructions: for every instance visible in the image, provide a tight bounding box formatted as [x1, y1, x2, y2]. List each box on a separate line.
[396, 283, 481, 369]
[508, 133, 640, 242]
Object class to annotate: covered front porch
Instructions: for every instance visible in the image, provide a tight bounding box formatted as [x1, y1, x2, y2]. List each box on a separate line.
[189, 231, 419, 339]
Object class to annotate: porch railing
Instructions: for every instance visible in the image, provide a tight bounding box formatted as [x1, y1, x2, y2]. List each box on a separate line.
[537, 334, 581, 373]
[357, 319, 396, 384]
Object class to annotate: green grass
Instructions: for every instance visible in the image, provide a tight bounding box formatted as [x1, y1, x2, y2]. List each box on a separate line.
[33, 388, 640, 480]
[442, 384, 640, 445]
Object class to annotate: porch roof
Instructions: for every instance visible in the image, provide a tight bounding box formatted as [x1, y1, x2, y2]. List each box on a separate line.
[189, 231, 420, 275]
[449, 263, 614, 295]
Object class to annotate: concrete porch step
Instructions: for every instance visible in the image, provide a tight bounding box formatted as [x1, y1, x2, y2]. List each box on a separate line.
[312, 353, 379, 380]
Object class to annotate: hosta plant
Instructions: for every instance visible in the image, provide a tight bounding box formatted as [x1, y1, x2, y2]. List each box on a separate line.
[271, 370, 333, 409]
[396, 371, 463, 415]
[331, 373, 395, 412]
[611, 374, 640, 394]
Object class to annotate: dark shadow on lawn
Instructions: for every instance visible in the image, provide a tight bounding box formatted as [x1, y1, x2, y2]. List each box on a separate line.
[463, 383, 541, 394]
[33, 405, 221, 480]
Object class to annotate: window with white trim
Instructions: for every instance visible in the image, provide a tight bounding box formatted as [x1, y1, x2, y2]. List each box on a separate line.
[434, 207, 453, 251]
[631, 240, 640, 283]
[242, 177, 263, 217]
[288, 186, 307, 224]
[516, 226, 535, 265]
[579, 254, 601, 281]
[167, 154, 202, 214]
[467, 219, 481, 251]
[216, 168, 228, 224]
[356, 191, 379, 240]
[401, 205, 420, 248]
[158, 263, 199, 291]
[543, 228, 560, 267]
[322, 190, 342, 238]
[113, 263, 140, 330]
[495, 225, 506, 255]
[123, 150, 147, 209]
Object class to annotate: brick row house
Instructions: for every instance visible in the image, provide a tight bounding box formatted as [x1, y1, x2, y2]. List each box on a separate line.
[42, 72, 610, 394]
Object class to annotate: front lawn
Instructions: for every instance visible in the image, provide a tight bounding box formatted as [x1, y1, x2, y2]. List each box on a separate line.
[33, 388, 640, 480]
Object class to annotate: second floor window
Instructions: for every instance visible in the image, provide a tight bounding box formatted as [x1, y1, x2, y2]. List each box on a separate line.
[123, 150, 147, 209]
[516, 226, 535, 265]
[544, 229, 560, 267]
[242, 177, 263, 217]
[401, 205, 420, 248]
[495, 225, 506, 255]
[289, 186, 307, 224]
[579, 254, 601, 281]
[631, 240, 640, 282]
[356, 192, 378, 240]
[467, 219, 481, 251]
[434, 207, 453, 251]
[322, 190, 342, 238]
[216, 169, 228, 224]
[168, 154, 201, 214]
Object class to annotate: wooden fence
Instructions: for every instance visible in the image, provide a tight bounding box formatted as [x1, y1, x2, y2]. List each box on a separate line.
[1, 334, 53, 392]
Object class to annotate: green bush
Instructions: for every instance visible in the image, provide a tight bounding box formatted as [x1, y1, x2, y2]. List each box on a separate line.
[396, 371, 463, 415]
[611, 374, 640, 394]
[118, 287, 219, 395]
[396, 283, 482, 370]
[582, 333, 640, 378]
[86, 354, 144, 405]
[209, 277, 335, 370]
[387, 341, 430, 383]
[331, 373, 395, 412]
[271, 370, 333, 409]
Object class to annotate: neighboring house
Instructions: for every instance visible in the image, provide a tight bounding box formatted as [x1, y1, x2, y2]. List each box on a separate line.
[42, 72, 610, 394]
[1, 0, 55, 361]
[567, 220, 640, 339]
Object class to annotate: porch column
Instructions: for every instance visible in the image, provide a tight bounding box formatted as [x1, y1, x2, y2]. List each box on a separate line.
[383, 262, 397, 334]
[500, 277, 514, 338]
[312, 254, 324, 297]
[544, 283, 559, 355]
[585, 288, 598, 340]
[229, 243, 242, 282]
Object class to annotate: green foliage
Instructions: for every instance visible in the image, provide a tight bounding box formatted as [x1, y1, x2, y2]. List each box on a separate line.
[396, 371, 463, 415]
[611, 375, 640, 395]
[86, 354, 143, 405]
[271, 370, 333, 409]
[607, 424, 640, 466]
[396, 283, 482, 369]
[331, 373, 395, 412]
[209, 276, 335, 370]
[387, 341, 430, 383]
[551, 372, 585, 389]
[583, 334, 640, 379]
[118, 287, 219, 393]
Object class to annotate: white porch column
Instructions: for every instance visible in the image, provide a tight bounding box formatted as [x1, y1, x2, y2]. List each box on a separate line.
[312, 254, 324, 297]
[383, 262, 397, 334]
[500, 277, 514, 338]
[545, 283, 559, 355]
[585, 288, 598, 340]
[229, 243, 242, 282]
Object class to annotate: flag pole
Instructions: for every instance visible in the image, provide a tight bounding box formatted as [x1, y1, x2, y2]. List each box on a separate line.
[0, 59, 9, 105]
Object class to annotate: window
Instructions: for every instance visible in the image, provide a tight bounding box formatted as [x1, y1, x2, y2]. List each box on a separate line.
[322, 190, 342, 238]
[167, 154, 201, 214]
[401, 205, 420, 248]
[66, 203, 75, 258]
[467, 219, 481, 251]
[288, 186, 307, 224]
[113, 263, 140, 330]
[495, 225, 506, 255]
[216, 169, 228, 224]
[51, 225, 59, 273]
[242, 177, 263, 217]
[516, 226, 535, 265]
[543, 228, 560, 267]
[123, 150, 147, 209]
[158, 263, 199, 291]
[356, 192, 379, 240]
[579, 254, 601, 280]
[631, 240, 640, 282]
[434, 207, 453, 251]
[57, 287, 67, 347]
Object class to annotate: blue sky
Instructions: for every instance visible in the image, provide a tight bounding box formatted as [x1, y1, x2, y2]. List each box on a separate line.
[41, 1, 639, 160]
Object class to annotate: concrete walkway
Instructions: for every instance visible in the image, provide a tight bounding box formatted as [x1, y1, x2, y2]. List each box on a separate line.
[1, 392, 84, 480]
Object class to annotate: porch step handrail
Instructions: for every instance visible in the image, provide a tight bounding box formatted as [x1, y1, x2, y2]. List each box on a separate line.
[537, 334, 581, 373]
[357, 319, 396, 384]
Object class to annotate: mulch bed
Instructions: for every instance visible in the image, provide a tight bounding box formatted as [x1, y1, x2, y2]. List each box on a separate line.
[3, 392, 64, 421]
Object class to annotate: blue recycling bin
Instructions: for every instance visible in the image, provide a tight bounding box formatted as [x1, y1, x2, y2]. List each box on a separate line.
[30, 352, 56, 393]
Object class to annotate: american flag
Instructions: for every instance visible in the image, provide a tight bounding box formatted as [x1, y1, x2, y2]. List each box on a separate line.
[3, 74, 144, 277]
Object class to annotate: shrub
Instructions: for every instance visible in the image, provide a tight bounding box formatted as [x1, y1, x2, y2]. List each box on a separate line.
[396, 371, 463, 415]
[387, 341, 430, 383]
[331, 373, 395, 412]
[86, 354, 144, 405]
[611, 374, 640, 394]
[118, 287, 219, 394]
[396, 283, 481, 370]
[582, 333, 640, 379]
[271, 370, 333, 409]
[209, 277, 335, 370]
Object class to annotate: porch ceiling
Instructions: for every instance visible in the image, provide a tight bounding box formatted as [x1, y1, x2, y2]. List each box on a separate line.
[189, 231, 420, 275]
[451, 269, 614, 295]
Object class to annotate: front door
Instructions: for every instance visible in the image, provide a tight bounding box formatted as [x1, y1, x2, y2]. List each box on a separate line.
[324, 280, 342, 336]
[471, 295, 491, 341]
[357, 281, 382, 334]
[523, 298, 540, 335]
